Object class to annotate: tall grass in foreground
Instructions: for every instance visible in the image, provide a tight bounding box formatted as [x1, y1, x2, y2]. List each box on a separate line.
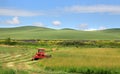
[1, 44, 120, 74]
[0, 67, 15, 74]
[0, 68, 29, 74]
[0, 62, 28, 74]
[37, 48, 120, 73]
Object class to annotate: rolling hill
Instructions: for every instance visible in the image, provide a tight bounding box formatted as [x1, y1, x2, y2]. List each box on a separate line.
[0, 26, 120, 40]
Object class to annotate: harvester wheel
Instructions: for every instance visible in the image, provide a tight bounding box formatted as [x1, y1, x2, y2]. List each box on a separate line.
[31, 58, 39, 61]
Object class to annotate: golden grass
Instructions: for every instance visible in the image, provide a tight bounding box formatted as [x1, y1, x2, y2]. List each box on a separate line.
[39, 48, 120, 69]
[1, 45, 120, 73]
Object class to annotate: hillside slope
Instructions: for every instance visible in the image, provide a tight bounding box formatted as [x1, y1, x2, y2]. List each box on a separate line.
[0, 26, 120, 40]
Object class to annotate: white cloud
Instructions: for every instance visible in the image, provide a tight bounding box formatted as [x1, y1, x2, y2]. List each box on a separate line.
[78, 24, 88, 30]
[32, 22, 45, 27]
[52, 21, 61, 26]
[0, 8, 44, 16]
[6, 16, 20, 24]
[64, 5, 120, 14]
[78, 24, 107, 31]
[99, 26, 106, 30]
[84, 26, 106, 31]
[84, 28, 97, 31]
[1, 5, 120, 17]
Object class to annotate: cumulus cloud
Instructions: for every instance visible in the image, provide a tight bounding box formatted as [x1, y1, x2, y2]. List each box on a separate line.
[99, 26, 106, 30]
[0, 8, 44, 16]
[6, 16, 20, 24]
[84, 26, 106, 31]
[78, 23, 107, 31]
[32, 22, 45, 27]
[64, 5, 120, 14]
[78, 24, 88, 30]
[84, 28, 97, 31]
[52, 21, 61, 26]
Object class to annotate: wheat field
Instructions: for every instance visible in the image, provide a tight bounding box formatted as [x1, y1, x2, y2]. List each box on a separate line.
[0, 45, 120, 74]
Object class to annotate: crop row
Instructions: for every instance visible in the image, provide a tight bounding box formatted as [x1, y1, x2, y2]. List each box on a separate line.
[0, 38, 120, 48]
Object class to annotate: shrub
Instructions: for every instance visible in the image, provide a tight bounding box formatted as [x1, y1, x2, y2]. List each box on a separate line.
[4, 38, 17, 45]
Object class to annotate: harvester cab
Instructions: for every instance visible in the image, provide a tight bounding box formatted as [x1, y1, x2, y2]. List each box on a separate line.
[32, 48, 51, 60]
[38, 48, 45, 52]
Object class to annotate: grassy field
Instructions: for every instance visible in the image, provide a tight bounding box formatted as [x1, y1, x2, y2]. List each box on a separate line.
[0, 45, 120, 74]
[0, 26, 120, 40]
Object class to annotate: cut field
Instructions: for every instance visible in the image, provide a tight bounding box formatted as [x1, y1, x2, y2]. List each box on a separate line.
[0, 45, 120, 74]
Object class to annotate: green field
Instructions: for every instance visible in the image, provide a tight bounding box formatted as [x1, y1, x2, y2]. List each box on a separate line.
[0, 26, 120, 40]
[0, 45, 120, 74]
[0, 26, 120, 74]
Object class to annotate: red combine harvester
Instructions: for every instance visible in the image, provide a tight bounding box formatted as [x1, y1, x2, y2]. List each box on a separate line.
[32, 48, 51, 60]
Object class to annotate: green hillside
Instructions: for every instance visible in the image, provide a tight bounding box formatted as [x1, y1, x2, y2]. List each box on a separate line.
[61, 28, 76, 30]
[0, 26, 120, 40]
[102, 28, 120, 33]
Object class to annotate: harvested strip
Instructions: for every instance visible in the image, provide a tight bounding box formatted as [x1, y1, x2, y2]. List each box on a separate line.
[6, 62, 14, 67]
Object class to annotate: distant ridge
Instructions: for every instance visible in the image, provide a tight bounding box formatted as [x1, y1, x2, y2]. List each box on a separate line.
[11, 26, 54, 30]
[0, 26, 55, 31]
[102, 28, 120, 31]
[1, 26, 120, 31]
[101, 28, 120, 33]
[61, 28, 76, 30]
[0, 26, 120, 40]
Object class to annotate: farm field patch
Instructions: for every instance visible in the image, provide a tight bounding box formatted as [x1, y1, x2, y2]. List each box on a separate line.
[0, 45, 120, 74]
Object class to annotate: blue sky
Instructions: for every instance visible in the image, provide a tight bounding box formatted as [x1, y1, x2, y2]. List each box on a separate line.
[0, 0, 120, 30]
